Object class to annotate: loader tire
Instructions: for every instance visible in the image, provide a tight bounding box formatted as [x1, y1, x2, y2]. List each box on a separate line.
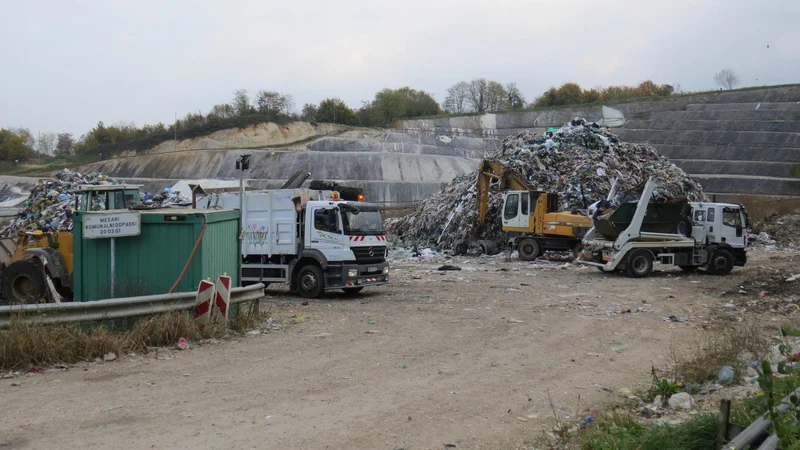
[571, 242, 584, 260]
[707, 249, 734, 276]
[626, 250, 653, 278]
[518, 239, 541, 261]
[1, 259, 45, 305]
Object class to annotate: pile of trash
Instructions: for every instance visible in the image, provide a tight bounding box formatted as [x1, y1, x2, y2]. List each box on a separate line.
[761, 213, 800, 248]
[389, 119, 705, 248]
[0, 169, 189, 237]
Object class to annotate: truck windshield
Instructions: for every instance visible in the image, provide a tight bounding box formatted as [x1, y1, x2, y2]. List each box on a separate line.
[341, 210, 384, 235]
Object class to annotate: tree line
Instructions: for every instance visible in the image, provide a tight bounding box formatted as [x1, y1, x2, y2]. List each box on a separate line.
[3, 69, 743, 163]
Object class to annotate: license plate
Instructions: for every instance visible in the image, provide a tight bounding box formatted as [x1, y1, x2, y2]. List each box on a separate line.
[368, 267, 377, 273]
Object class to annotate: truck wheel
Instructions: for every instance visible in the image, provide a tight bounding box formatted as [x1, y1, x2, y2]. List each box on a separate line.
[518, 239, 541, 261]
[342, 287, 364, 295]
[296, 265, 325, 298]
[626, 250, 653, 278]
[453, 241, 468, 256]
[1, 259, 45, 305]
[678, 265, 699, 273]
[708, 249, 734, 276]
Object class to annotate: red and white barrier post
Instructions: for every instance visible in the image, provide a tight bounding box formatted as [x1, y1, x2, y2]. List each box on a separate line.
[194, 279, 215, 326]
[214, 274, 232, 321]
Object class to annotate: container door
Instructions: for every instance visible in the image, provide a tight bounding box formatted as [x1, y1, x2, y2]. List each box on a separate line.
[720, 207, 745, 246]
[310, 207, 347, 260]
[275, 221, 294, 246]
[502, 193, 520, 229]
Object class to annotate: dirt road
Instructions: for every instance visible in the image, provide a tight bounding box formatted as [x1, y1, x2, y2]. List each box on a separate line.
[1, 250, 795, 449]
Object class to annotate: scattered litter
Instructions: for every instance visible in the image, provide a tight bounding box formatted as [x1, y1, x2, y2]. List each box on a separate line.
[438, 265, 462, 271]
[11, 382, 21, 387]
[265, 317, 281, 330]
[365, 330, 380, 334]
[398, 364, 407, 369]
[247, 330, 261, 336]
[668, 392, 694, 410]
[177, 337, 190, 350]
[788, 274, 800, 282]
[311, 333, 332, 339]
[367, 320, 376, 325]
[28, 367, 46, 374]
[506, 318, 524, 323]
[293, 316, 305, 324]
[389, 119, 704, 249]
[717, 366, 735, 384]
[103, 352, 117, 362]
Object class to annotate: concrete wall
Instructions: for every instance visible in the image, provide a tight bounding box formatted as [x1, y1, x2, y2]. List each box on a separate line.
[393, 86, 800, 196]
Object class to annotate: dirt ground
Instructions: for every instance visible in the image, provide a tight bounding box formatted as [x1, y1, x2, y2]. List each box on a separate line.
[1, 250, 798, 450]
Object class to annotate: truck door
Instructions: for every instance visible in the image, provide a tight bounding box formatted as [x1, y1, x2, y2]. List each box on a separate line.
[309, 206, 347, 259]
[720, 207, 745, 246]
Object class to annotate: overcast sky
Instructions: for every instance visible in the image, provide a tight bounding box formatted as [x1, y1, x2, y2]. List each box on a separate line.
[2, 0, 798, 138]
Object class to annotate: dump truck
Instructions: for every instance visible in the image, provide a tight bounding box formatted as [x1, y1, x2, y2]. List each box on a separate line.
[454, 159, 593, 260]
[578, 179, 748, 277]
[196, 187, 388, 298]
[0, 184, 142, 304]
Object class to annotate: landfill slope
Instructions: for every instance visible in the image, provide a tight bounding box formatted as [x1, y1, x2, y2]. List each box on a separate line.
[389, 120, 704, 249]
[394, 85, 800, 197]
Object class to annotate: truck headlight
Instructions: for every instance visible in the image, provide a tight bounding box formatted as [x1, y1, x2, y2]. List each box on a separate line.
[383, 267, 389, 275]
[348, 269, 358, 278]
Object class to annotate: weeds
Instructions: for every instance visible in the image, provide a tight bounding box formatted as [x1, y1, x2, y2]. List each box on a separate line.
[0, 309, 264, 371]
[672, 319, 770, 384]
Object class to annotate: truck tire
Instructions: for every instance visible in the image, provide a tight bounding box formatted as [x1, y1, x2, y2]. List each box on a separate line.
[1, 259, 45, 305]
[296, 265, 325, 298]
[518, 239, 541, 261]
[342, 287, 364, 295]
[707, 249, 734, 276]
[453, 241, 468, 256]
[626, 250, 653, 278]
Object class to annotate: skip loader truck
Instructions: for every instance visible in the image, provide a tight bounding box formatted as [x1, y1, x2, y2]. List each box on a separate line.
[197, 187, 389, 298]
[578, 179, 748, 277]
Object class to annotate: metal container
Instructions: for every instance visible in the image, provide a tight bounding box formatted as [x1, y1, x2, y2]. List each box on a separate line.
[73, 209, 240, 301]
[594, 201, 690, 240]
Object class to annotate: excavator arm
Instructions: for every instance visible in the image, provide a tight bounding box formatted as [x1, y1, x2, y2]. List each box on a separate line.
[476, 159, 533, 225]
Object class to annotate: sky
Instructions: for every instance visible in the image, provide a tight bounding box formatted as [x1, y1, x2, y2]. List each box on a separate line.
[1, 0, 799, 138]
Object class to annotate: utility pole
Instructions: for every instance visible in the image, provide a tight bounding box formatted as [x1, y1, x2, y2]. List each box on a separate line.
[174, 112, 178, 144]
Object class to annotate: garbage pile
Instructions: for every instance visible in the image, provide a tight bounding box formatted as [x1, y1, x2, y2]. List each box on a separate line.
[761, 213, 800, 248]
[0, 169, 189, 237]
[389, 119, 705, 248]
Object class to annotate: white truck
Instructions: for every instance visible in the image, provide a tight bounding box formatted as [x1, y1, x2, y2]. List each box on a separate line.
[578, 179, 748, 277]
[198, 188, 389, 298]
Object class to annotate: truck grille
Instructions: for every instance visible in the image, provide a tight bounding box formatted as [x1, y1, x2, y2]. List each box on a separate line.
[352, 246, 386, 263]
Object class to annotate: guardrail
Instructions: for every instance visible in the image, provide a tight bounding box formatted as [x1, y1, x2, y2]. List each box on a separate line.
[721, 387, 800, 450]
[0, 284, 265, 328]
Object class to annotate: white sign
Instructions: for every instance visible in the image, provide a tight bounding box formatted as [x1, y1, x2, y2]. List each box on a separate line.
[83, 211, 141, 239]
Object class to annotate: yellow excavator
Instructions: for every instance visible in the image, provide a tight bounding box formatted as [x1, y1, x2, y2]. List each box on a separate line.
[454, 159, 592, 260]
[0, 184, 142, 304]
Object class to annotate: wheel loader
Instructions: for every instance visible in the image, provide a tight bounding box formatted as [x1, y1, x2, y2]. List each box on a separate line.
[0, 184, 142, 304]
[453, 159, 592, 260]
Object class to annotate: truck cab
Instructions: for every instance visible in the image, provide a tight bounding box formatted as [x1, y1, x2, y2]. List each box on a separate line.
[76, 184, 142, 211]
[198, 189, 389, 298]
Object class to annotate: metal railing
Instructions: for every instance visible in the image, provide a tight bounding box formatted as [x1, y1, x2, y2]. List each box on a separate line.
[0, 284, 264, 328]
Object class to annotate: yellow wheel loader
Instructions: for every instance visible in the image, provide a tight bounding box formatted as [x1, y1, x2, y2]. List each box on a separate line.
[0, 184, 142, 304]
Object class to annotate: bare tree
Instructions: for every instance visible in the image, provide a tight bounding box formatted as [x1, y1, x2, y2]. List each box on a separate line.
[714, 69, 740, 90]
[505, 82, 526, 110]
[467, 78, 488, 112]
[283, 93, 296, 115]
[36, 132, 57, 156]
[444, 81, 470, 113]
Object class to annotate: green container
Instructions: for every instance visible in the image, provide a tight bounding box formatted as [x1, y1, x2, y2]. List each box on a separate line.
[595, 202, 690, 240]
[73, 209, 241, 301]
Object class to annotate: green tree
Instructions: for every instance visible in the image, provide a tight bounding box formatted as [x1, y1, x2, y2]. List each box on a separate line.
[486, 81, 508, 111]
[373, 88, 407, 124]
[396, 87, 439, 117]
[55, 132, 74, 157]
[208, 103, 234, 119]
[0, 129, 35, 162]
[316, 98, 356, 125]
[301, 103, 317, 121]
[231, 89, 254, 116]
